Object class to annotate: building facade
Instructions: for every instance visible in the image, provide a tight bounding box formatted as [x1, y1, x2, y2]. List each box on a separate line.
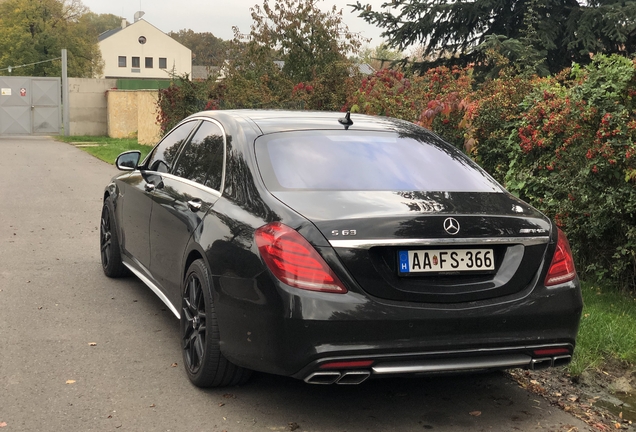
[98, 18, 192, 80]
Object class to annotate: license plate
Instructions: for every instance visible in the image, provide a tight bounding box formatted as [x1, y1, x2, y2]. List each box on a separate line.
[398, 249, 495, 274]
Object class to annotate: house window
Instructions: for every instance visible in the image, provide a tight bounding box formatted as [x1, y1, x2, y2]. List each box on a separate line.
[132, 57, 140, 68]
[145, 57, 153, 68]
[118, 56, 126, 67]
[159, 58, 167, 69]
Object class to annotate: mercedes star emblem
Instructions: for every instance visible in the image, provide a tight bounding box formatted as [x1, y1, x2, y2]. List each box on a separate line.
[443, 217, 460, 235]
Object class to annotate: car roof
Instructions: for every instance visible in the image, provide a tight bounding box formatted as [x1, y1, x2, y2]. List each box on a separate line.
[188, 109, 411, 135]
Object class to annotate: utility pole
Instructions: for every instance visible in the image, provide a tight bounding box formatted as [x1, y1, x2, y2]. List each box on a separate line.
[62, 49, 69, 136]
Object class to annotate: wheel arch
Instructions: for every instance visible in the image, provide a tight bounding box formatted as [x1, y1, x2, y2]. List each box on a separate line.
[102, 183, 122, 244]
[182, 244, 212, 292]
[104, 182, 117, 201]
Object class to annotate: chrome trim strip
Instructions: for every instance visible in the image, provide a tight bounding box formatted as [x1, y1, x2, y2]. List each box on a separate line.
[329, 236, 549, 249]
[372, 354, 531, 374]
[123, 262, 181, 319]
[313, 343, 571, 364]
[159, 173, 222, 198]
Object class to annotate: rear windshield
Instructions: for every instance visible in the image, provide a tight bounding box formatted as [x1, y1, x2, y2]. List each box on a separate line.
[255, 130, 501, 192]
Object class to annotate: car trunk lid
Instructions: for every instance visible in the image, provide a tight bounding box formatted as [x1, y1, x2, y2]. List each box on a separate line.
[272, 190, 552, 303]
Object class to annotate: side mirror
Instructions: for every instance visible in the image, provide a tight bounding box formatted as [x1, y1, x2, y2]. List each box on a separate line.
[115, 151, 141, 171]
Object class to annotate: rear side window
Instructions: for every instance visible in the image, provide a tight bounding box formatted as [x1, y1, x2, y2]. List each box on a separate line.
[255, 130, 501, 192]
[173, 120, 225, 191]
[145, 121, 197, 173]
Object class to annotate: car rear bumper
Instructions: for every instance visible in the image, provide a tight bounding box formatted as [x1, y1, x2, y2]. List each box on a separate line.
[296, 343, 574, 384]
[215, 275, 583, 381]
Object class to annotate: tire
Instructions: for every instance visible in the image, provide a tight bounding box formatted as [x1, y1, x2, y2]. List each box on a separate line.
[181, 259, 252, 387]
[100, 198, 127, 278]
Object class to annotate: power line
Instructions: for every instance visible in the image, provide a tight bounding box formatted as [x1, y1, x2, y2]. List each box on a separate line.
[0, 56, 62, 73]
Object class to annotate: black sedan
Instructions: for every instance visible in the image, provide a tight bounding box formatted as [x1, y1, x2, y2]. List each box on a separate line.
[100, 110, 582, 387]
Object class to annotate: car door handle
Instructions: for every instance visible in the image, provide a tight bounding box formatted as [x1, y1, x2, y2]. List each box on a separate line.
[188, 199, 203, 212]
[144, 183, 156, 192]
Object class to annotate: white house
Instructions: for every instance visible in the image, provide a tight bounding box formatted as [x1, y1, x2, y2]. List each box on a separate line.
[98, 16, 192, 80]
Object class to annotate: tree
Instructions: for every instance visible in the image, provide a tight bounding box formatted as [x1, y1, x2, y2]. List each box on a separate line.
[0, 0, 102, 77]
[214, 26, 294, 109]
[246, 0, 366, 81]
[80, 12, 123, 37]
[353, 0, 636, 74]
[359, 43, 403, 70]
[168, 29, 229, 66]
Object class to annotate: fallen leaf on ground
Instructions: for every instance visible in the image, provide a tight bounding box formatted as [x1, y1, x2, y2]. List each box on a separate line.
[469, 411, 482, 417]
[171, 363, 178, 367]
[149, 404, 155, 408]
[66, 380, 76, 384]
[218, 403, 225, 407]
[288, 422, 300, 431]
[88, 342, 97, 346]
[0, 422, 7, 428]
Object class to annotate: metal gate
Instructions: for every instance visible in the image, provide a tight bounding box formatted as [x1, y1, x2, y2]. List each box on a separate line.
[0, 76, 61, 135]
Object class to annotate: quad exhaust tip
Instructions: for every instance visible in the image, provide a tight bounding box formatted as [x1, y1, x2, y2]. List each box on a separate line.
[336, 371, 371, 385]
[530, 355, 571, 371]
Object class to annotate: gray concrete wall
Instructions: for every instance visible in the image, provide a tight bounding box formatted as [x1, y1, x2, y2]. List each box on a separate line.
[69, 78, 117, 136]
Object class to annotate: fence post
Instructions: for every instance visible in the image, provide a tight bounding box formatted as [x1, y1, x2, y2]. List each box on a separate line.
[62, 49, 69, 136]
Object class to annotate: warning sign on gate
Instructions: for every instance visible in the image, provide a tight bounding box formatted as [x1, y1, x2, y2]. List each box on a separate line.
[20, 88, 26, 97]
[1, 88, 11, 96]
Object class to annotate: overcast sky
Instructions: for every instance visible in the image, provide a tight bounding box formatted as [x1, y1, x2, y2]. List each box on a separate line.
[80, 0, 392, 47]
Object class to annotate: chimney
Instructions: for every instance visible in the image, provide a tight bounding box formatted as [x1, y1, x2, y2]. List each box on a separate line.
[121, 19, 127, 29]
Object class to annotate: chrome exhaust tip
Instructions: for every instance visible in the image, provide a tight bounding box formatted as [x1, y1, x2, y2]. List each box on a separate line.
[552, 355, 572, 368]
[530, 357, 552, 370]
[336, 371, 371, 385]
[304, 371, 341, 385]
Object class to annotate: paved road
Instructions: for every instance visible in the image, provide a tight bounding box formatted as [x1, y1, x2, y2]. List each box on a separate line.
[0, 137, 590, 431]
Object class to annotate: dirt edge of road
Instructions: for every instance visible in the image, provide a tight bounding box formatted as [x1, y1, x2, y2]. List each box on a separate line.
[509, 361, 635, 430]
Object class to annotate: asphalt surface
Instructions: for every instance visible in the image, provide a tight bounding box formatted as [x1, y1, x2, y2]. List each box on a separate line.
[0, 136, 592, 431]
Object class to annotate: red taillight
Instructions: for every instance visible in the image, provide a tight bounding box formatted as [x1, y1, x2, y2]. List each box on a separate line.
[544, 229, 577, 287]
[255, 222, 347, 294]
[319, 360, 374, 369]
[533, 348, 570, 356]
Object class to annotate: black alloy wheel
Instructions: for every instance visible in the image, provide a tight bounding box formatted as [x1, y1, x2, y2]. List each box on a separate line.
[182, 269, 207, 375]
[180, 259, 251, 387]
[100, 200, 126, 277]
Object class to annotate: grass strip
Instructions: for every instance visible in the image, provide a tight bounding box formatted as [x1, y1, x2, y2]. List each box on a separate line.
[55, 135, 152, 165]
[570, 281, 636, 375]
